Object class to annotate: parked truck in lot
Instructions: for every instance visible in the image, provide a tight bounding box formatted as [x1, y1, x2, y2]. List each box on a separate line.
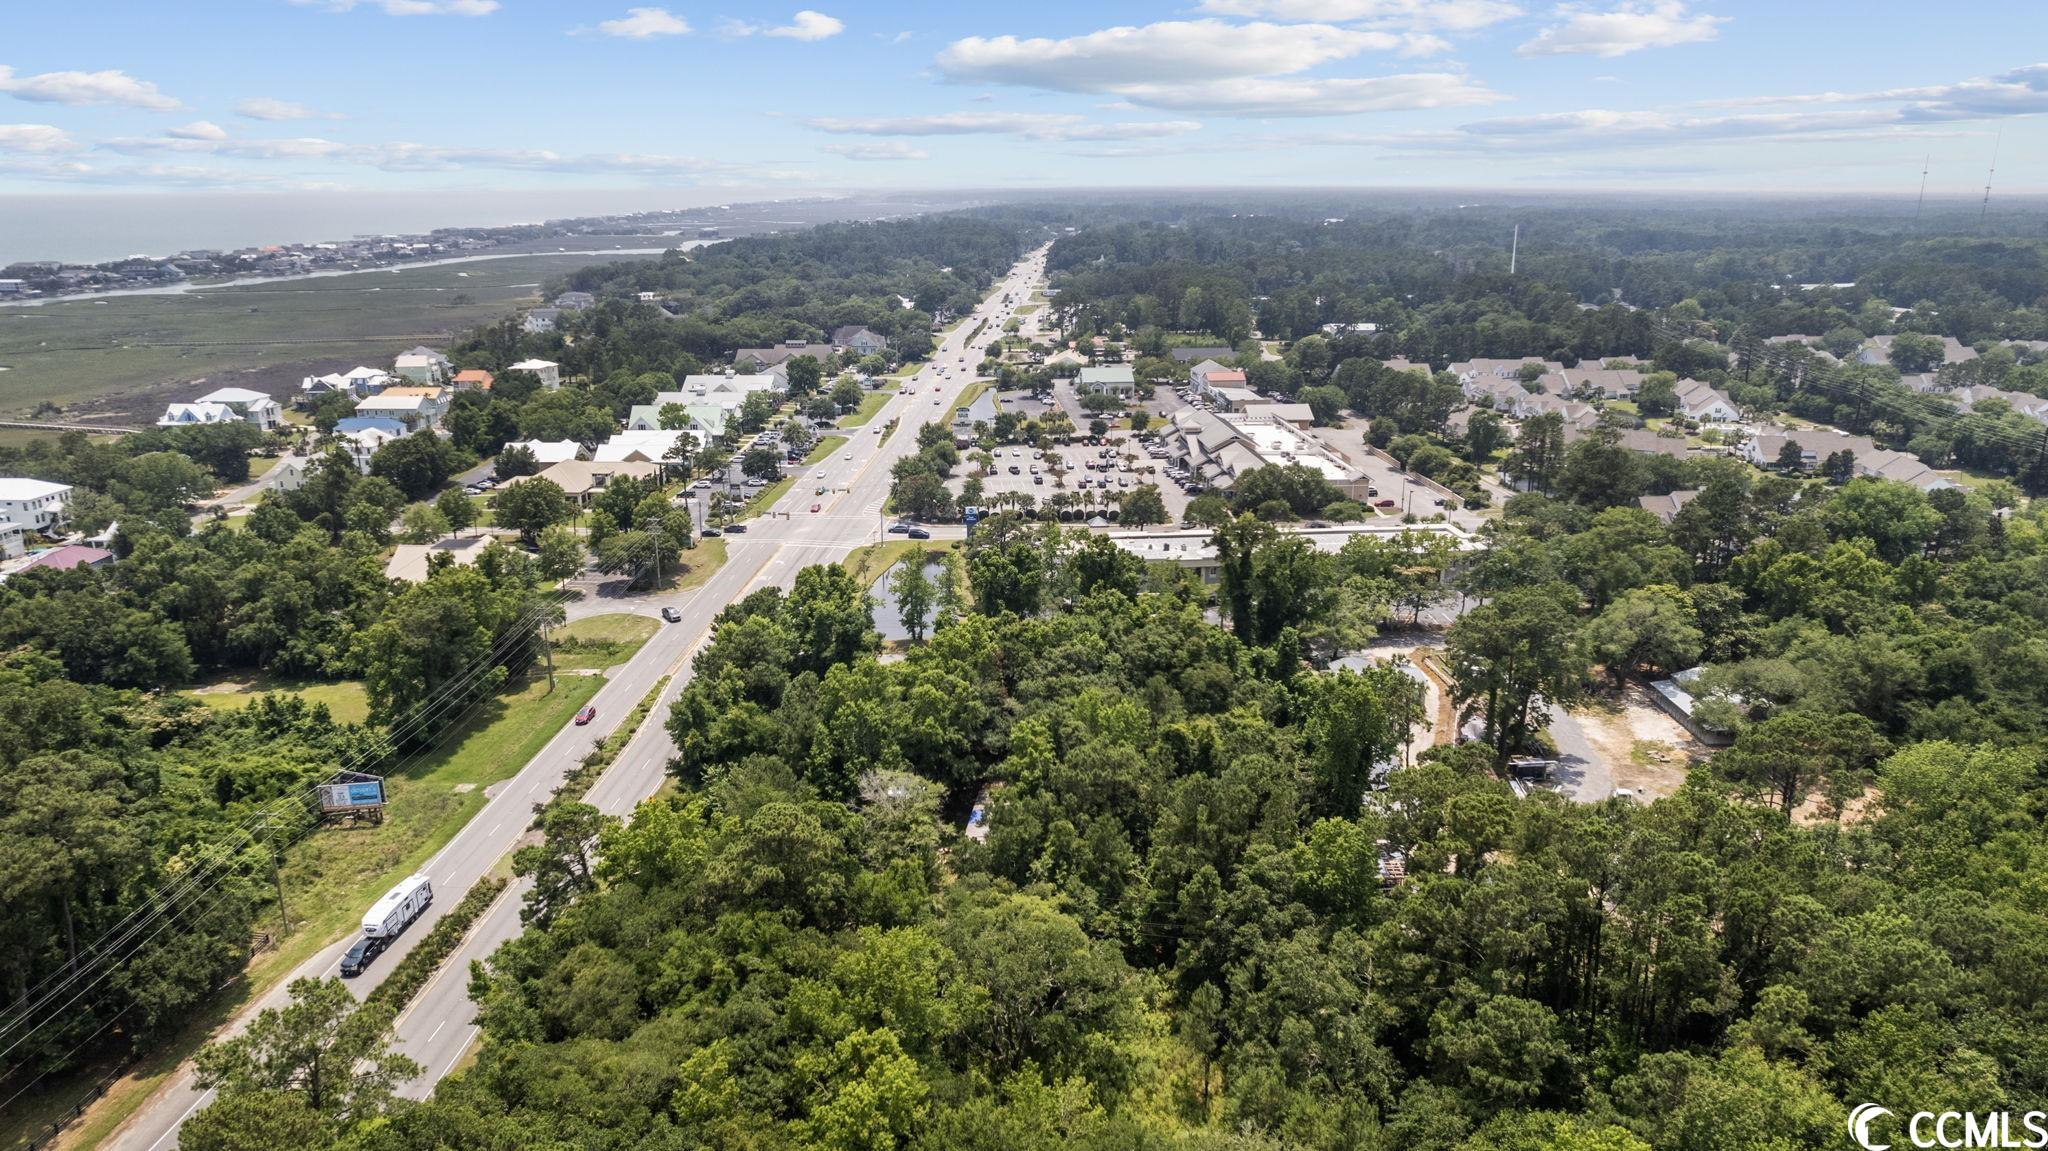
[362, 874, 433, 939]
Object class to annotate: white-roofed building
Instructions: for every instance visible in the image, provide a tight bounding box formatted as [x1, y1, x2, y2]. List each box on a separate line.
[501, 439, 581, 466]
[158, 401, 240, 428]
[394, 348, 449, 385]
[1110, 522, 1474, 583]
[592, 429, 704, 466]
[0, 478, 72, 532]
[193, 386, 283, 430]
[1077, 364, 1136, 398]
[681, 373, 781, 410]
[507, 358, 561, 390]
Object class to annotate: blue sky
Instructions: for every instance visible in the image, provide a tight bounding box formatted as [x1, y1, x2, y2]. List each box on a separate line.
[2, 0, 2046, 198]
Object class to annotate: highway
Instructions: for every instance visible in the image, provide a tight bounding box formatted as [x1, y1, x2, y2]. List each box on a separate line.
[100, 244, 1049, 1150]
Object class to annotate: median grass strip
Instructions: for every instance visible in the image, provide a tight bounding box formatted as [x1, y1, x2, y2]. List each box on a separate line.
[837, 390, 890, 428]
[363, 875, 509, 1017]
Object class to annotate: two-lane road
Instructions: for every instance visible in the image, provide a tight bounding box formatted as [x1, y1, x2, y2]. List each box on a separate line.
[102, 244, 1050, 1149]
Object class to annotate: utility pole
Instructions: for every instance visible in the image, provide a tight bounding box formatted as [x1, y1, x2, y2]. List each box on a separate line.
[1509, 223, 1519, 275]
[540, 624, 556, 692]
[260, 814, 290, 940]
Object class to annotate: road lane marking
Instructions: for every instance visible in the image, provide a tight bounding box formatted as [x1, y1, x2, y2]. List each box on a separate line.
[428, 1019, 447, 1042]
[145, 1090, 213, 1151]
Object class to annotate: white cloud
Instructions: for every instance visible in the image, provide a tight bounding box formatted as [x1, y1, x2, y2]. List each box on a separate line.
[805, 110, 1202, 141]
[1518, 1, 1725, 58]
[598, 7, 691, 38]
[0, 65, 180, 110]
[1694, 65, 2048, 123]
[823, 141, 928, 161]
[940, 20, 1401, 88]
[167, 120, 229, 141]
[934, 19, 1493, 114]
[1193, 0, 1523, 31]
[722, 10, 845, 41]
[0, 124, 80, 153]
[235, 96, 342, 121]
[292, 0, 498, 15]
[767, 10, 844, 40]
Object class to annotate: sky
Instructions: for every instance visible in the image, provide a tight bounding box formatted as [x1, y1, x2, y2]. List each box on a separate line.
[3, 0, 2047, 200]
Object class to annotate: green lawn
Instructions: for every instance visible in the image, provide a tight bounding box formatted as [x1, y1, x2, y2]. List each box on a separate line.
[47, 671, 603, 1151]
[551, 613, 660, 672]
[186, 674, 373, 725]
[671, 536, 729, 592]
[837, 391, 891, 428]
[806, 434, 849, 464]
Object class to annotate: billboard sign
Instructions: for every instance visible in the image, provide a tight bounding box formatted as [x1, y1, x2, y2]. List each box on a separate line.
[319, 779, 386, 812]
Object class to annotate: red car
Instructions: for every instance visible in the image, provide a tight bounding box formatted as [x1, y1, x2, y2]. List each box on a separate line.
[1374, 498, 1397, 508]
[573, 705, 597, 726]
[810, 502, 822, 513]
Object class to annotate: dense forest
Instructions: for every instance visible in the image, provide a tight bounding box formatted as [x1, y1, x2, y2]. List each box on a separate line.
[194, 463, 2048, 1151]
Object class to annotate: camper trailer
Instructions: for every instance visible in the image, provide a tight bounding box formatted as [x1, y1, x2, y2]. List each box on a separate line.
[362, 874, 433, 939]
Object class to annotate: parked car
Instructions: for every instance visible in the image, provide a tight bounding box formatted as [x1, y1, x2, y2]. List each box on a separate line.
[701, 527, 723, 537]
[1374, 498, 1397, 508]
[888, 523, 911, 534]
[661, 607, 682, 623]
[574, 705, 597, 726]
[906, 528, 931, 539]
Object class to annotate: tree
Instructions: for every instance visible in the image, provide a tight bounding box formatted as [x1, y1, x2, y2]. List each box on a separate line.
[891, 471, 955, 522]
[1635, 372, 1679, 417]
[737, 390, 779, 433]
[1303, 666, 1419, 817]
[514, 801, 615, 927]
[193, 977, 418, 1120]
[1466, 408, 1507, 462]
[1583, 586, 1703, 684]
[1775, 440, 1806, 472]
[368, 434, 460, 500]
[1120, 484, 1168, 527]
[494, 477, 571, 545]
[436, 486, 478, 538]
[786, 354, 824, 398]
[399, 503, 449, 544]
[1299, 385, 1348, 425]
[1889, 332, 1944, 373]
[1504, 412, 1567, 494]
[831, 376, 865, 413]
[1447, 583, 1588, 762]
[1716, 710, 1888, 813]
[742, 445, 783, 481]
[535, 524, 586, 580]
[784, 564, 877, 676]
[891, 555, 935, 643]
[494, 443, 540, 479]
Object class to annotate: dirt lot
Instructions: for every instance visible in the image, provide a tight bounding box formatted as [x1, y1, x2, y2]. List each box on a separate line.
[1569, 683, 1711, 800]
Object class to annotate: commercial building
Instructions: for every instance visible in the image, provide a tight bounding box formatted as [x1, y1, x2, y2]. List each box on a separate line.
[1109, 522, 1475, 584]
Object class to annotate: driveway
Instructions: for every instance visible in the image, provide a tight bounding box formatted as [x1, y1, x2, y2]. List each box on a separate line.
[1543, 705, 1615, 802]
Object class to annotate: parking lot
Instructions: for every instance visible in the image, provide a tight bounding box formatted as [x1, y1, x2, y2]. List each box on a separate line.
[947, 434, 1192, 522]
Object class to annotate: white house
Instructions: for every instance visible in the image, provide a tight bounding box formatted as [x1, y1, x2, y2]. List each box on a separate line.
[0, 478, 73, 531]
[1076, 365, 1137, 398]
[0, 522, 23, 560]
[1673, 378, 1740, 422]
[501, 439, 581, 466]
[508, 358, 561, 390]
[522, 308, 562, 334]
[339, 427, 402, 474]
[193, 386, 283, 430]
[158, 401, 240, 428]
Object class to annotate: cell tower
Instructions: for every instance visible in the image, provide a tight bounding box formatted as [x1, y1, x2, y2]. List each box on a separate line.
[1982, 134, 2000, 221]
[1915, 154, 1929, 219]
[1509, 223, 1519, 275]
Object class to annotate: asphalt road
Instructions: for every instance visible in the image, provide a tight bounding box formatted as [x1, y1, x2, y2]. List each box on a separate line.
[102, 245, 1050, 1150]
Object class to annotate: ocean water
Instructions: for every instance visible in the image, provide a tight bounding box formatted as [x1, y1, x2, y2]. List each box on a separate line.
[0, 188, 778, 265]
